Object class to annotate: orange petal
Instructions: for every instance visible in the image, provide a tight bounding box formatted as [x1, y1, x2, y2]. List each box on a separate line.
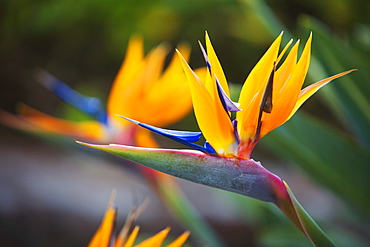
[205, 31, 230, 96]
[259, 40, 299, 136]
[88, 194, 117, 247]
[285, 69, 356, 121]
[166, 231, 191, 247]
[136, 44, 193, 127]
[276, 39, 293, 65]
[121, 226, 140, 247]
[0, 109, 44, 132]
[236, 33, 282, 141]
[260, 34, 312, 138]
[17, 104, 107, 142]
[274, 40, 299, 94]
[177, 50, 237, 156]
[107, 35, 145, 119]
[135, 227, 171, 247]
[134, 128, 159, 148]
[125, 44, 169, 120]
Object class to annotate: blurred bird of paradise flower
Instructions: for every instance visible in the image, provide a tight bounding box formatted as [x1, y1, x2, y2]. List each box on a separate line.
[0, 36, 221, 245]
[79, 32, 354, 246]
[89, 193, 190, 247]
[1, 35, 198, 147]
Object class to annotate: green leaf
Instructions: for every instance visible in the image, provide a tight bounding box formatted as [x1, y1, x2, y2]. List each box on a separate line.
[299, 16, 370, 147]
[261, 112, 370, 217]
[154, 177, 227, 247]
[277, 182, 336, 247]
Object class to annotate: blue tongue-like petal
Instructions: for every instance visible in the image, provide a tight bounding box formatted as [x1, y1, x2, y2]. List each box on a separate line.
[198, 42, 240, 113]
[215, 77, 240, 113]
[198, 41, 212, 73]
[118, 115, 216, 154]
[36, 70, 107, 123]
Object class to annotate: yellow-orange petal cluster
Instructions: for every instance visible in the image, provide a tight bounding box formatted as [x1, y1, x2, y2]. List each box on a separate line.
[107, 36, 200, 133]
[177, 32, 354, 159]
[88, 195, 190, 247]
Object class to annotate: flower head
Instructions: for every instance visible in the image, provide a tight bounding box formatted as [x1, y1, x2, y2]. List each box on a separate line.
[77, 32, 354, 246]
[180, 32, 355, 159]
[89, 193, 190, 247]
[118, 32, 354, 160]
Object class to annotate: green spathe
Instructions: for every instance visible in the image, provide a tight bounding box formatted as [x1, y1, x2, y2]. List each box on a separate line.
[79, 142, 280, 202]
[78, 141, 335, 247]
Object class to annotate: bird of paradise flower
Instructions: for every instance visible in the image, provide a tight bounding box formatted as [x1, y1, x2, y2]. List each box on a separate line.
[79, 32, 354, 246]
[89, 193, 190, 247]
[1, 35, 197, 146]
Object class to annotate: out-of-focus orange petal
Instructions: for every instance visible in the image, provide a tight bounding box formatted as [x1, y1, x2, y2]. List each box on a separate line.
[121, 226, 140, 247]
[107, 35, 145, 120]
[108, 38, 195, 131]
[0, 109, 44, 132]
[285, 69, 356, 122]
[135, 44, 193, 127]
[118, 44, 168, 123]
[17, 104, 107, 142]
[88, 196, 117, 247]
[166, 231, 191, 247]
[236, 33, 282, 141]
[177, 50, 237, 156]
[134, 227, 171, 247]
[134, 128, 159, 148]
[107, 36, 169, 130]
[260, 34, 312, 137]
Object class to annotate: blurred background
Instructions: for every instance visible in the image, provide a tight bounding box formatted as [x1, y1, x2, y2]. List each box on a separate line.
[0, 0, 369, 246]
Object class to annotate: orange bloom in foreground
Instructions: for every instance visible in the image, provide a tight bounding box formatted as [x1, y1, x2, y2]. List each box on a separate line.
[176, 32, 354, 159]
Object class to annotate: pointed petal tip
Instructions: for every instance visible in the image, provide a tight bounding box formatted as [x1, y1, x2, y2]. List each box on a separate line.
[115, 115, 140, 125]
[198, 41, 208, 60]
[308, 32, 313, 40]
[175, 49, 187, 62]
[75, 140, 103, 149]
[75, 140, 90, 146]
[287, 39, 294, 45]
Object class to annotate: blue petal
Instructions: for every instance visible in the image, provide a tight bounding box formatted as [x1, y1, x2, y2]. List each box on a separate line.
[204, 141, 217, 154]
[232, 119, 240, 144]
[118, 115, 216, 154]
[198, 41, 212, 74]
[215, 77, 241, 113]
[36, 70, 107, 124]
[198, 42, 240, 113]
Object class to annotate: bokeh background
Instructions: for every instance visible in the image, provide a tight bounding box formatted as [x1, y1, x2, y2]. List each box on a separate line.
[1, 0, 369, 246]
